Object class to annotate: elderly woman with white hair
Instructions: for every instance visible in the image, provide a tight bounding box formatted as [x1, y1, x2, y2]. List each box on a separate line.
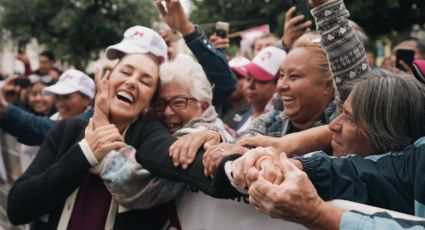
[99, 53, 299, 230]
[98, 53, 230, 206]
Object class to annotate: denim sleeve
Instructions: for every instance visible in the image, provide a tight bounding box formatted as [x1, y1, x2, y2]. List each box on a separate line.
[0, 104, 55, 145]
[184, 27, 237, 105]
[341, 211, 425, 230]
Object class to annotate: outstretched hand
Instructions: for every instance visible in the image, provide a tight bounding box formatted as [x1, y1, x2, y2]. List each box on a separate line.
[248, 155, 342, 229]
[169, 130, 221, 170]
[156, 0, 195, 35]
[203, 143, 248, 177]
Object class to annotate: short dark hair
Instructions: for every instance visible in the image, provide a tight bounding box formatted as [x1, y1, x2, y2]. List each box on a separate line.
[39, 50, 55, 61]
[391, 34, 425, 57]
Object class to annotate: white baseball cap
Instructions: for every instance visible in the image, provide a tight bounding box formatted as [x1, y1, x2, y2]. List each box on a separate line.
[106, 25, 168, 63]
[43, 69, 95, 99]
[228, 56, 251, 77]
[243, 46, 286, 81]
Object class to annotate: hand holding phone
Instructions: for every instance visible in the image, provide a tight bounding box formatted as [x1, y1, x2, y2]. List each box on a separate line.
[282, 3, 313, 49]
[395, 49, 415, 72]
[215, 21, 230, 38]
[290, 0, 312, 21]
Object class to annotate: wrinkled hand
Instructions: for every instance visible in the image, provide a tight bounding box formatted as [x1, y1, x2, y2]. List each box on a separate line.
[203, 142, 248, 177]
[231, 147, 283, 189]
[169, 130, 221, 169]
[156, 0, 195, 35]
[85, 119, 126, 161]
[248, 156, 342, 229]
[93, 69, 111, 127]
[210, 34, 230, 50]
[282, 6, 312, 50]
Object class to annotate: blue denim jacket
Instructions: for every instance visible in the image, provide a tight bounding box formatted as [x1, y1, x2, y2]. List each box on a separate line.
[0, 104, 93, 146]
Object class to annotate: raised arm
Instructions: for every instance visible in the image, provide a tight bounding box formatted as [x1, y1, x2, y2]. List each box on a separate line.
[127, 117, 241, 199]
[312, 0, 370, 100]
[156, 0, 237, 105]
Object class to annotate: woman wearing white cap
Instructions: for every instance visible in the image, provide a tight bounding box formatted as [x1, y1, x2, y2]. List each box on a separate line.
[0, 70, 95, 146]
[0, 70, 95, 176]
[42, 69, 95, 120]
[7, 24, 182, 229]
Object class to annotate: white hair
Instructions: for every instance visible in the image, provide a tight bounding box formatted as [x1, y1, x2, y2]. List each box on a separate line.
[159, 54, 213, 103]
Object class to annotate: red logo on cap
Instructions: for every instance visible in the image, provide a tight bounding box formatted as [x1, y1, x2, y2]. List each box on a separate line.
[260, 51, 272, 62]
[132, 31, 145, 38]
[64, 74, 73, 80]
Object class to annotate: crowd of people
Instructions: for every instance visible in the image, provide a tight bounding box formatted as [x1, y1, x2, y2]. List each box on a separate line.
[0, 0, 425, 229]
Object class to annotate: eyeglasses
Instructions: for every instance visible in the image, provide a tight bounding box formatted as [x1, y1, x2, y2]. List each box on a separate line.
[153, 96, 198, 113]
[29, 75, 55, 85]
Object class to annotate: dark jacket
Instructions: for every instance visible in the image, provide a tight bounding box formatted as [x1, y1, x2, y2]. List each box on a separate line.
[298, 137, 425, 217]
[184, 27, 237, 107]
[7, 117, 181, 229]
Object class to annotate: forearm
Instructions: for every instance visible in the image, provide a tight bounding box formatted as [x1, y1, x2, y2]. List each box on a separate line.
[283, 125, 332, 156]
[306, 202, 343, 230]
[98, 147, 184, 209]
[312, 0, 370, 100]
[184, 27, 237, 104]
[0, 104, 54, 145]
[340, 211, 425, 230]
[297, 153, 414, 214]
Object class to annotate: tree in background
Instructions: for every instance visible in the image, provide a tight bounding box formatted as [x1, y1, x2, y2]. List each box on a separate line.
[190, 0, 425, 41]
[0, 0, 159, 69]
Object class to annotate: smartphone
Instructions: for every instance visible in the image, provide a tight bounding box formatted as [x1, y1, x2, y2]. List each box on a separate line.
[17, 40, 26, 54]
[215, 21, 230, 38]
[395, 49, 415, 71]
[412, 60, 425, 84]
[13, 77, 31, 88]
[290, 0, 312, 21]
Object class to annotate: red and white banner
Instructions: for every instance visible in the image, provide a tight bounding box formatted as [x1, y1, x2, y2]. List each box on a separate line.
[239, 24, 270, 57]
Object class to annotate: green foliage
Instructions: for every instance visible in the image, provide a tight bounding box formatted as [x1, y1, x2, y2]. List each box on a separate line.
[191, 0, 290, 35]
[0, 0, 159, 68]
[191, 0, 425, 40]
